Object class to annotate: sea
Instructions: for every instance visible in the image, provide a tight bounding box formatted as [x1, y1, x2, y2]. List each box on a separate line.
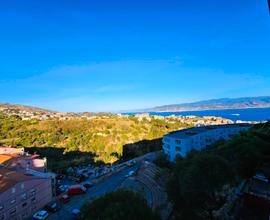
[125, 107, 270, 122]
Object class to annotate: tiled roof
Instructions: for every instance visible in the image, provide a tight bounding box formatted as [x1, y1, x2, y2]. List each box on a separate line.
[0, 167, 41, 193]
[0, 154, 13, 164]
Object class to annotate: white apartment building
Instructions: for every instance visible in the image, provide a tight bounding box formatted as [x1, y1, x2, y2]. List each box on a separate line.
[162, 124, 252, 161]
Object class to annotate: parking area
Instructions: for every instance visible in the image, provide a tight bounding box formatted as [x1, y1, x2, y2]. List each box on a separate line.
[30, 152, 158, 220]
[47, 160, 143, 219]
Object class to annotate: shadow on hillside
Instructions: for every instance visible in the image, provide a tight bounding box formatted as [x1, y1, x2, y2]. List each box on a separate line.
[121, 138, 162, 161]
[23, 137, 163, 171]
[25, 146, 104, 172]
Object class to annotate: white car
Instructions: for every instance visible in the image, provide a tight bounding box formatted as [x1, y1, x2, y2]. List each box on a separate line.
[33, 210, 49, 220]
[127, 160, 136, 167]
[59, 184, 69, 191]
[253, 174, 269, 183]
[125, 170, 135, 178]
[72, 208, 81, 218]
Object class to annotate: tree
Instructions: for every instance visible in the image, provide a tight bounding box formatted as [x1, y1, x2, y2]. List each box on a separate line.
[168, 154, 233, 219]
[167, 122, 270, 219]
[81, 189, 160, 220]
[154, 153, 171, 169]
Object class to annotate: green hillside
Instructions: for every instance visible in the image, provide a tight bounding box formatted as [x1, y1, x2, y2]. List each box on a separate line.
[0, 113, 191, 169]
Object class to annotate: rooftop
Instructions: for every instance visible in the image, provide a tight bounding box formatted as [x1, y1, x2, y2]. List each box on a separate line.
[165, 123, 252, 139]
[0, 167, 42, 193]
[0, 154, 13, 164]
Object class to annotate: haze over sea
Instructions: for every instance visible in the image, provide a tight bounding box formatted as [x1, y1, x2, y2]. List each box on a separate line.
[126, 108, 270, 122]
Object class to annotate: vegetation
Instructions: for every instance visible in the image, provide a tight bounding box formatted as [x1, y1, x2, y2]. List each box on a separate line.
[0, 113, 190, 169]
[154, 153, 172, 169]
[167, 122, 270, 220]
[80, 189, 160, 220]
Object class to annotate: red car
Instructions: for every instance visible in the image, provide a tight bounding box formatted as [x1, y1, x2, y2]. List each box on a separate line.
[68, 185, 87, 196]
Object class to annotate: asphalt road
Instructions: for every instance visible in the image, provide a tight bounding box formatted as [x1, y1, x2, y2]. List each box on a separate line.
[48, 163, 141, 220]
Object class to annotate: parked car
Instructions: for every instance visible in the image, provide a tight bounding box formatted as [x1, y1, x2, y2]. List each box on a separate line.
[127, 160, 136, 167]
[88, 170, 94, 176]
[60, 194, 70, 204]
[45, 201, 61, 213]
[68, 185, 87, 196]
[125, 170, 135, 178]
[83, 181, 94, 188]
[59, 185, 69, 192]
[33, 210, 49, 220]
[74, 173, 88, 183]
[56, 174, 65, 180]
[253, 173, 269, 183]
[144, 158, 150, 162]
[71, 208, 81, 219]
[56, 185, 69, 195]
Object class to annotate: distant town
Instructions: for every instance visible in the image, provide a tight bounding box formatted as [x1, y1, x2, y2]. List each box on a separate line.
[0, 102, 259, 124]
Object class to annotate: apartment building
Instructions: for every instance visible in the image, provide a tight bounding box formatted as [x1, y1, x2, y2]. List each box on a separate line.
[0, 148, 24, 156]
[0, 167, 52, 220]
[162, 123, 252, 161]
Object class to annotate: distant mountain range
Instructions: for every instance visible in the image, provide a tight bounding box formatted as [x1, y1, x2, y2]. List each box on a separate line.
[143, 96, 270, 112]
[1, 96, 270, 114]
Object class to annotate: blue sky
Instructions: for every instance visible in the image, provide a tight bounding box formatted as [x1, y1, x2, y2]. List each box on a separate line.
[0, 0, 269, 112]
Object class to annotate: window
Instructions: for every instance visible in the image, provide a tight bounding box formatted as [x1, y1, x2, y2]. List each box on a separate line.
[21, 193, 27, 201]
[22, 202, 27, 208]
[0, 214, 4, 220]
[31, 197, 36, 204]
[163, 144, 170, 149]
[21, 183, 24, 190]
[31, 206, 37, 211]
[175, 139, 181, 144]
[0, 205, 3, 211]
[22, 212, 28, 219]
[10, 199, 16, 205]
[164, 138, 170, 143]
[175, 146, 181, 152]
[11, 187, 16, 194]
[9, 208, 16, 216]
[30, 189, 36, 197]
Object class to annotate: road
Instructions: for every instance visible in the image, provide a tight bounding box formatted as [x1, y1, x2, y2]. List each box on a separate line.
[48, 163, 141, 220]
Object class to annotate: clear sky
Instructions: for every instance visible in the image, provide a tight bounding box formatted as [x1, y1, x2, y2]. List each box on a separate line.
[0, 0, 269, 112]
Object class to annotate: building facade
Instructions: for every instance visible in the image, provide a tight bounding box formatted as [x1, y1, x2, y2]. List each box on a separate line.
[0, 148, 24, 156]
[0, 168, 52, 220]
[162, 124, 252, 161]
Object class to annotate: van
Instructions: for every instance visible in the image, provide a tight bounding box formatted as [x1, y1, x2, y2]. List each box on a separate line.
[68, 185, 87, 196]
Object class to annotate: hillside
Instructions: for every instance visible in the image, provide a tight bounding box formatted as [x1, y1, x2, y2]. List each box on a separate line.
[0, 103, 113, 120]
[145, 96, 270, 112]
[0, 112, 233, 170]
[0, 103, 55, 113]
[0, 113, 191, 169]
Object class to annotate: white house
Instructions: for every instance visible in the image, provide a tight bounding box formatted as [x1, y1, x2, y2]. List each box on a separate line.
[162, 123, 252, 161]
